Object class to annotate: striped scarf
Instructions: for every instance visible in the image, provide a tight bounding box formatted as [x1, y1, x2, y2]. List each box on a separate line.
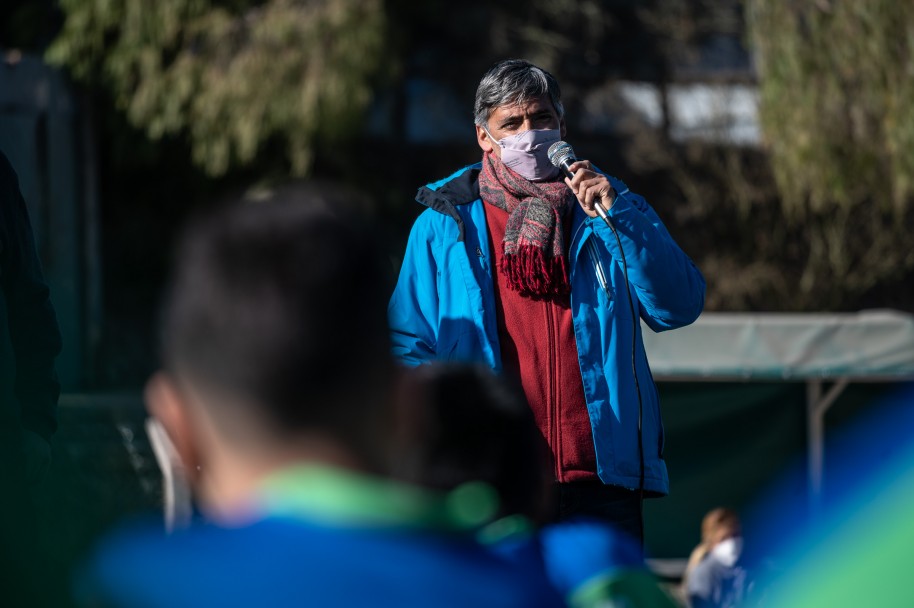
[478, 151, 573, 298]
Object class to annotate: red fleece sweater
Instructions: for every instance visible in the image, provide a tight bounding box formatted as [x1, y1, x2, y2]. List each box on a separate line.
[485, 203, 598, 483]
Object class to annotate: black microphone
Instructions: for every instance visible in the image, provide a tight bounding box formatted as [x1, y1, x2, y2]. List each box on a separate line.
[547, 140, 611, 222]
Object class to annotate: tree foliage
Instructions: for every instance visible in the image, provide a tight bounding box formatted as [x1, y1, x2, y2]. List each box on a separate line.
[36, 0, 914, 311]
[748, 1, 914, 217]
[47, 0, 389, 176]
[741, 1, 914, 307]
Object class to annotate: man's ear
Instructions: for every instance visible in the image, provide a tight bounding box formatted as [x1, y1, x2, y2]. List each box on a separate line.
[476, 124, 497, 156]
[145, 372, 202, 480]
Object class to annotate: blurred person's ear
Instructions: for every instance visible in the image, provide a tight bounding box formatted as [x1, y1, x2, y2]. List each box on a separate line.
[145, 372, 201, 484]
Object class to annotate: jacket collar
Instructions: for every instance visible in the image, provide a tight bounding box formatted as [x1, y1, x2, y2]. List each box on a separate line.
[415, 163, 481, 242]
[256, 464, 493, 531]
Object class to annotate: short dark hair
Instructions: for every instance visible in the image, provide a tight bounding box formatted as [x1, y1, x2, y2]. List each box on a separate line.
[394, 363, 552, 522]
[474, 59, 564, 127]
[160, 193, 392, 449]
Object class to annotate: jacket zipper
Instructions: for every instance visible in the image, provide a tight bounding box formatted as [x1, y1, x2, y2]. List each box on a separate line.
[588, 240, 613, 300]
[545, 301, 560, 481]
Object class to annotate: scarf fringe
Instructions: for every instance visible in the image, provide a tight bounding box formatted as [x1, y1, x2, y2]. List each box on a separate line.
[479, 151, 572, 298]
[501, 246, 571, 298]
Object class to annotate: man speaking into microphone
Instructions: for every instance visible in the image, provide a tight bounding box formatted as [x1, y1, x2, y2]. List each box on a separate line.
[389, 59, 705, 543]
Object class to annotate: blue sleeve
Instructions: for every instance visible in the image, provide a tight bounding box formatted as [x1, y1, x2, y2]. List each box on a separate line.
[686, 559, 715, 606]
[595, 181, 705, 332]
[388, 210, 440, 366]
[540, 518, 644, 597]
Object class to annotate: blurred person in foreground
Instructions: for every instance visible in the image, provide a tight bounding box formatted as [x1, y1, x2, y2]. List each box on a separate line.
[388, 59, 705, 543]
[0, 149, 62, 600]
[394, 362, 678, 608]
[76, 195, 561, 608]
[683, 508, 748, 608]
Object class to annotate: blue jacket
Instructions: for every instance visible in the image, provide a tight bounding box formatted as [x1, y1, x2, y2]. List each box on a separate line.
[79, 466, 563, 608]
[389, 164, 705, 494]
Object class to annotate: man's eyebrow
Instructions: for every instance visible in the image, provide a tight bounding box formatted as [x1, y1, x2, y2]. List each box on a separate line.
[495, 104, 554, 128]
[497, 113, 523, 127]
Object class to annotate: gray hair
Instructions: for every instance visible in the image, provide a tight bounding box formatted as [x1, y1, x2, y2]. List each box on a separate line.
[473, 59, 565, 127]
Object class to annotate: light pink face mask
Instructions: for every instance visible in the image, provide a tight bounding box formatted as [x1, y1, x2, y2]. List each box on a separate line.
[486, 127, 562, 182]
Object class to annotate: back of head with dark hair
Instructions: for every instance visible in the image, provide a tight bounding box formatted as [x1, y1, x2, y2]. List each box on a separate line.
[394, 363, 553, 523]
[161, 196, 392, 452]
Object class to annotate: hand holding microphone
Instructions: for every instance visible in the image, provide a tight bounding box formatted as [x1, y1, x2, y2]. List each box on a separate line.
[548, 141, 615, 222]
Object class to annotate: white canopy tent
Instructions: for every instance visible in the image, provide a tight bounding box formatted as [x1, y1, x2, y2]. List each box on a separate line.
[642, 309, 914, 514]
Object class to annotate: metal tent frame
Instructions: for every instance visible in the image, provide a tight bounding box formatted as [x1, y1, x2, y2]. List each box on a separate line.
[642, 310, 914, 514]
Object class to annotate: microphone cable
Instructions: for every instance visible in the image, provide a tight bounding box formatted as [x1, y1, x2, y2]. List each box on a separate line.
[595, 197, 646, 548]
[549, 141, 646, 546]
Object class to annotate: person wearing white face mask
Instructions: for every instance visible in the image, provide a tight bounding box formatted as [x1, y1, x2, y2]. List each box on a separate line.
[389, 59, 706, 544]
[481, 127, 563, 182]
[684, 508, 749, 608]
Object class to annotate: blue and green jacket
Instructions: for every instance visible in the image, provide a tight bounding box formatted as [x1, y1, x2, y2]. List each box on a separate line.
[389, 163, 705, 495]
[79, 466, 564, 608]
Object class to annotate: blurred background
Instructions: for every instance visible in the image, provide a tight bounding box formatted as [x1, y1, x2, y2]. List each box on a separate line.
[1, 0, 912, 600]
